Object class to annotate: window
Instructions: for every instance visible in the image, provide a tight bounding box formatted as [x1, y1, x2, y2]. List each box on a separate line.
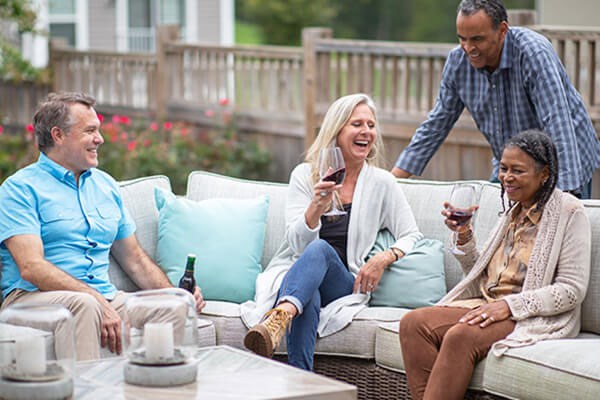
[49, 0, 75, 14]
[126, 0, 185, 52]
[49, 0, 77, 47]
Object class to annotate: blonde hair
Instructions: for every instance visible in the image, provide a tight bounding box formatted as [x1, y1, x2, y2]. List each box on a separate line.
[305, 93, 383, 184]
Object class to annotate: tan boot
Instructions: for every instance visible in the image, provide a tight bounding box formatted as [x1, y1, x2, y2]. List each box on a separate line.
[244, 307, 292, 358]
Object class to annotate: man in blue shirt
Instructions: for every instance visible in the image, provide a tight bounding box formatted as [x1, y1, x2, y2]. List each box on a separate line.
[0, 92, 205, 360]
[392, 0, 600, 198]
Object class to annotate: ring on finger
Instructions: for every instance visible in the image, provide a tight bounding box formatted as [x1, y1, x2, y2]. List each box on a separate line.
[481, 313, 488, 320]
[488, 316, 495, 322]
[368, 283, 374, 289]
[319, 191, 328, 197]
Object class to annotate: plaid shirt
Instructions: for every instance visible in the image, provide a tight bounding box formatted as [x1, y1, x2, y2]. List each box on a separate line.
[395, 27, 600, 191]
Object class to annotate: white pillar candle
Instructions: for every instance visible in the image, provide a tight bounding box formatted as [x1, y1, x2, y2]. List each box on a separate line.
[15, 336, 46, 375]
[144, 322, 174, 360]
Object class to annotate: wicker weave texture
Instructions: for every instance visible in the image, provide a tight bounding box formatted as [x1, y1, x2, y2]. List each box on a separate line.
[275, 354, 508, 400]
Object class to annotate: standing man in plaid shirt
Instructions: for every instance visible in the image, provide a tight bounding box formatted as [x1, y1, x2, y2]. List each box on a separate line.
[392, 0, 600, 198]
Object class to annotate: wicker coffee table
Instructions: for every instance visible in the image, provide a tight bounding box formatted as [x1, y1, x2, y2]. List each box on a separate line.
[74, 345, 356, 399]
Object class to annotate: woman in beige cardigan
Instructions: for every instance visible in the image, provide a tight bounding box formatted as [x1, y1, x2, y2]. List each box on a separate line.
[399, 129, 591, 400]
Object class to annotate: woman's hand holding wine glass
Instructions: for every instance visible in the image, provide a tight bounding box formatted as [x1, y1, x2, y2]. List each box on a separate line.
[318, 147, 347, 216]
[442, 183, 479, 255]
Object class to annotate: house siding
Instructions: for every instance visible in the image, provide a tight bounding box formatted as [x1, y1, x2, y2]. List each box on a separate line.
[88, 1, 118, 50]
[537, 0, 600, 27]
[196, 0, 221, 43]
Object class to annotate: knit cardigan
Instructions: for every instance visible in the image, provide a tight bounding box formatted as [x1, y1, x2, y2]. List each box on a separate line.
[241, 162, 423, 334]
[439, 189, 591, 355]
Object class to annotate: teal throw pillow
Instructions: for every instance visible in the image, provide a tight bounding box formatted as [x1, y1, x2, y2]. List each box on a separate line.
[368, 229, 446, 308]
[154, 187, 269, 304]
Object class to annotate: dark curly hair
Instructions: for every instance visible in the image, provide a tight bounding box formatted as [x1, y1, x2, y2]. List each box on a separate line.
[499, 129, 559, 214]
[457, 0, 508, 29]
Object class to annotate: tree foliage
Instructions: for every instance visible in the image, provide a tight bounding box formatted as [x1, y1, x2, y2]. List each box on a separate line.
[0, 0, 37, 33]
[237, 0, 337, 45]
[236, 0, 536, 45]
[0, 0, 46, 82]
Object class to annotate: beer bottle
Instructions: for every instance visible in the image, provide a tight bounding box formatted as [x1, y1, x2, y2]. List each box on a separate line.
[178, 254, 196, 294]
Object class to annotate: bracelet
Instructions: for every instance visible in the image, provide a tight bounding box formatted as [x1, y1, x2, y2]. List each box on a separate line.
[389, 247, 401, 261]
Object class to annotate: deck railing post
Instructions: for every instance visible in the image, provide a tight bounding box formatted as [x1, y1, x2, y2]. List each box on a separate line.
[302, 27, 332, 151]
[156, 25, 180, 120]
[507, 9, 536, 26]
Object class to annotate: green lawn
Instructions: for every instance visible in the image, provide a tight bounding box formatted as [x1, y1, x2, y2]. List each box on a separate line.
[235, 21, 264, 45]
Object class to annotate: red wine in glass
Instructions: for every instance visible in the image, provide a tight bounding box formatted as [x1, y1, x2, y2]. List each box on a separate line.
[446, 183, 478, 255]
[319, 147, 347, 216]
[448, 209, 473, 227]
[322, 168, 346, 185]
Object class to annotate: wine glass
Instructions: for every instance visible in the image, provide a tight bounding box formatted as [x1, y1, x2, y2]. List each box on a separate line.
[319, 147, 347, 216]
[446, 183, 478, 255]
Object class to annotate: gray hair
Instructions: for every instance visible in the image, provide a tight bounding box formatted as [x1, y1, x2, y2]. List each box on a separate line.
[457, 0, 508, 29]
[33, 92, 96, 153]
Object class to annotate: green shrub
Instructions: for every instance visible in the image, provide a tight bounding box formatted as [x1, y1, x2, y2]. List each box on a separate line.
[0, 110, 271, 194]
[0, 125, 38, 182]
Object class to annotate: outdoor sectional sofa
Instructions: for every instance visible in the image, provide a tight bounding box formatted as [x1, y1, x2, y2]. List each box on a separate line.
[1, 171, 599, 399]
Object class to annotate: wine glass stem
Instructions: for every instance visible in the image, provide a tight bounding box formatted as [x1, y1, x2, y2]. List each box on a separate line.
[331, 194, 340, 212]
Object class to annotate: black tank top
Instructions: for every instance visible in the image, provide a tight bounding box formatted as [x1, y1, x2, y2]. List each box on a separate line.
[319, 203, 352, 268]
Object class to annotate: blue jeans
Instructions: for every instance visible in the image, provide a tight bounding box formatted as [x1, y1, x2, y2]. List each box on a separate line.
[276, 239, 355, 370]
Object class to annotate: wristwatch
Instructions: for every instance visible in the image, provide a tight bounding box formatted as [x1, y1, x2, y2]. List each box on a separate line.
[390, 247, 403, 261]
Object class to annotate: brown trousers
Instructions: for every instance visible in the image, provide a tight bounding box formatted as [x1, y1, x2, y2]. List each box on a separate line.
[399, 306, 515, 400]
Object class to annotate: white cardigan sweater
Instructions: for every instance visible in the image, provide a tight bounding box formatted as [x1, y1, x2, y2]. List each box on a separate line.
[440, 189, 591, 355]
[241, 162, 423, 335]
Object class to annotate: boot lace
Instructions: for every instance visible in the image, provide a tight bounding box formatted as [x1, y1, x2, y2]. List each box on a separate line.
[262, 308, 292, 347]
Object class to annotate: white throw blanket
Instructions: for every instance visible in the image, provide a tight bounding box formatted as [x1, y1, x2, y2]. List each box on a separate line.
[240, 162, 423, 336]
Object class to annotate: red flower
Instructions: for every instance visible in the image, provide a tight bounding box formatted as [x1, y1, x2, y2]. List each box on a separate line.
[120, 132, 128, 141]
[204, 109, 215, 118]
[127, 140, 137, 152]
[112, 115, 121, 124]
[219, 98, 229, 106]
[0, 125, 3, 135]
[180, 127, 189, 137]
[120, 115, 131, 125]
[97, 113, 105, 123]
[150, 122, 159, 131]
[26, 124, 34, 133]
[163, 121, 173, 130]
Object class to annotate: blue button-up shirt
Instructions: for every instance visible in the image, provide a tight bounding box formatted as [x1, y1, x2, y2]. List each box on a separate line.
[396, 27, 600, 191]
[0, 153, 136, 299]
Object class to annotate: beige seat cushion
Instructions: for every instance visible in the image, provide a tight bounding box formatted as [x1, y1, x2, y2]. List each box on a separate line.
[202, 302, 410, 359]
[483, 333, 600, 400]
[375, 320, 487, 391]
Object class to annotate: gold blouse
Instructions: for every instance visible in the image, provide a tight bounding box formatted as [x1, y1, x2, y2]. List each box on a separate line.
[449, 203, 541, 309]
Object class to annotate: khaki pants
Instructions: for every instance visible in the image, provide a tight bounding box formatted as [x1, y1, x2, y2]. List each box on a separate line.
[2, 289, 130, 361]
[399, 306, 515, 400]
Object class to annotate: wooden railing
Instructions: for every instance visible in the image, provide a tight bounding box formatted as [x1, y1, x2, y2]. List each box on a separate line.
[4, 25, 599, 192]
[47, 25, 600, 133]
[164, 42, 304, 118]
[313, 39, 454, 117]
[51, 44, 157, 114]
[0, 80, 50, 129]
[534, 26, 600, 124]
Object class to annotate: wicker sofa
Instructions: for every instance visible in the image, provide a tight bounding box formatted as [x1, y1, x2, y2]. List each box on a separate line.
[2, 171, 600, 399]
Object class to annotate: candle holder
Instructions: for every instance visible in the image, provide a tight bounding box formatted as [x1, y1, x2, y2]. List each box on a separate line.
[0, 303, 75, 400]
[122, 288, 198, 387]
